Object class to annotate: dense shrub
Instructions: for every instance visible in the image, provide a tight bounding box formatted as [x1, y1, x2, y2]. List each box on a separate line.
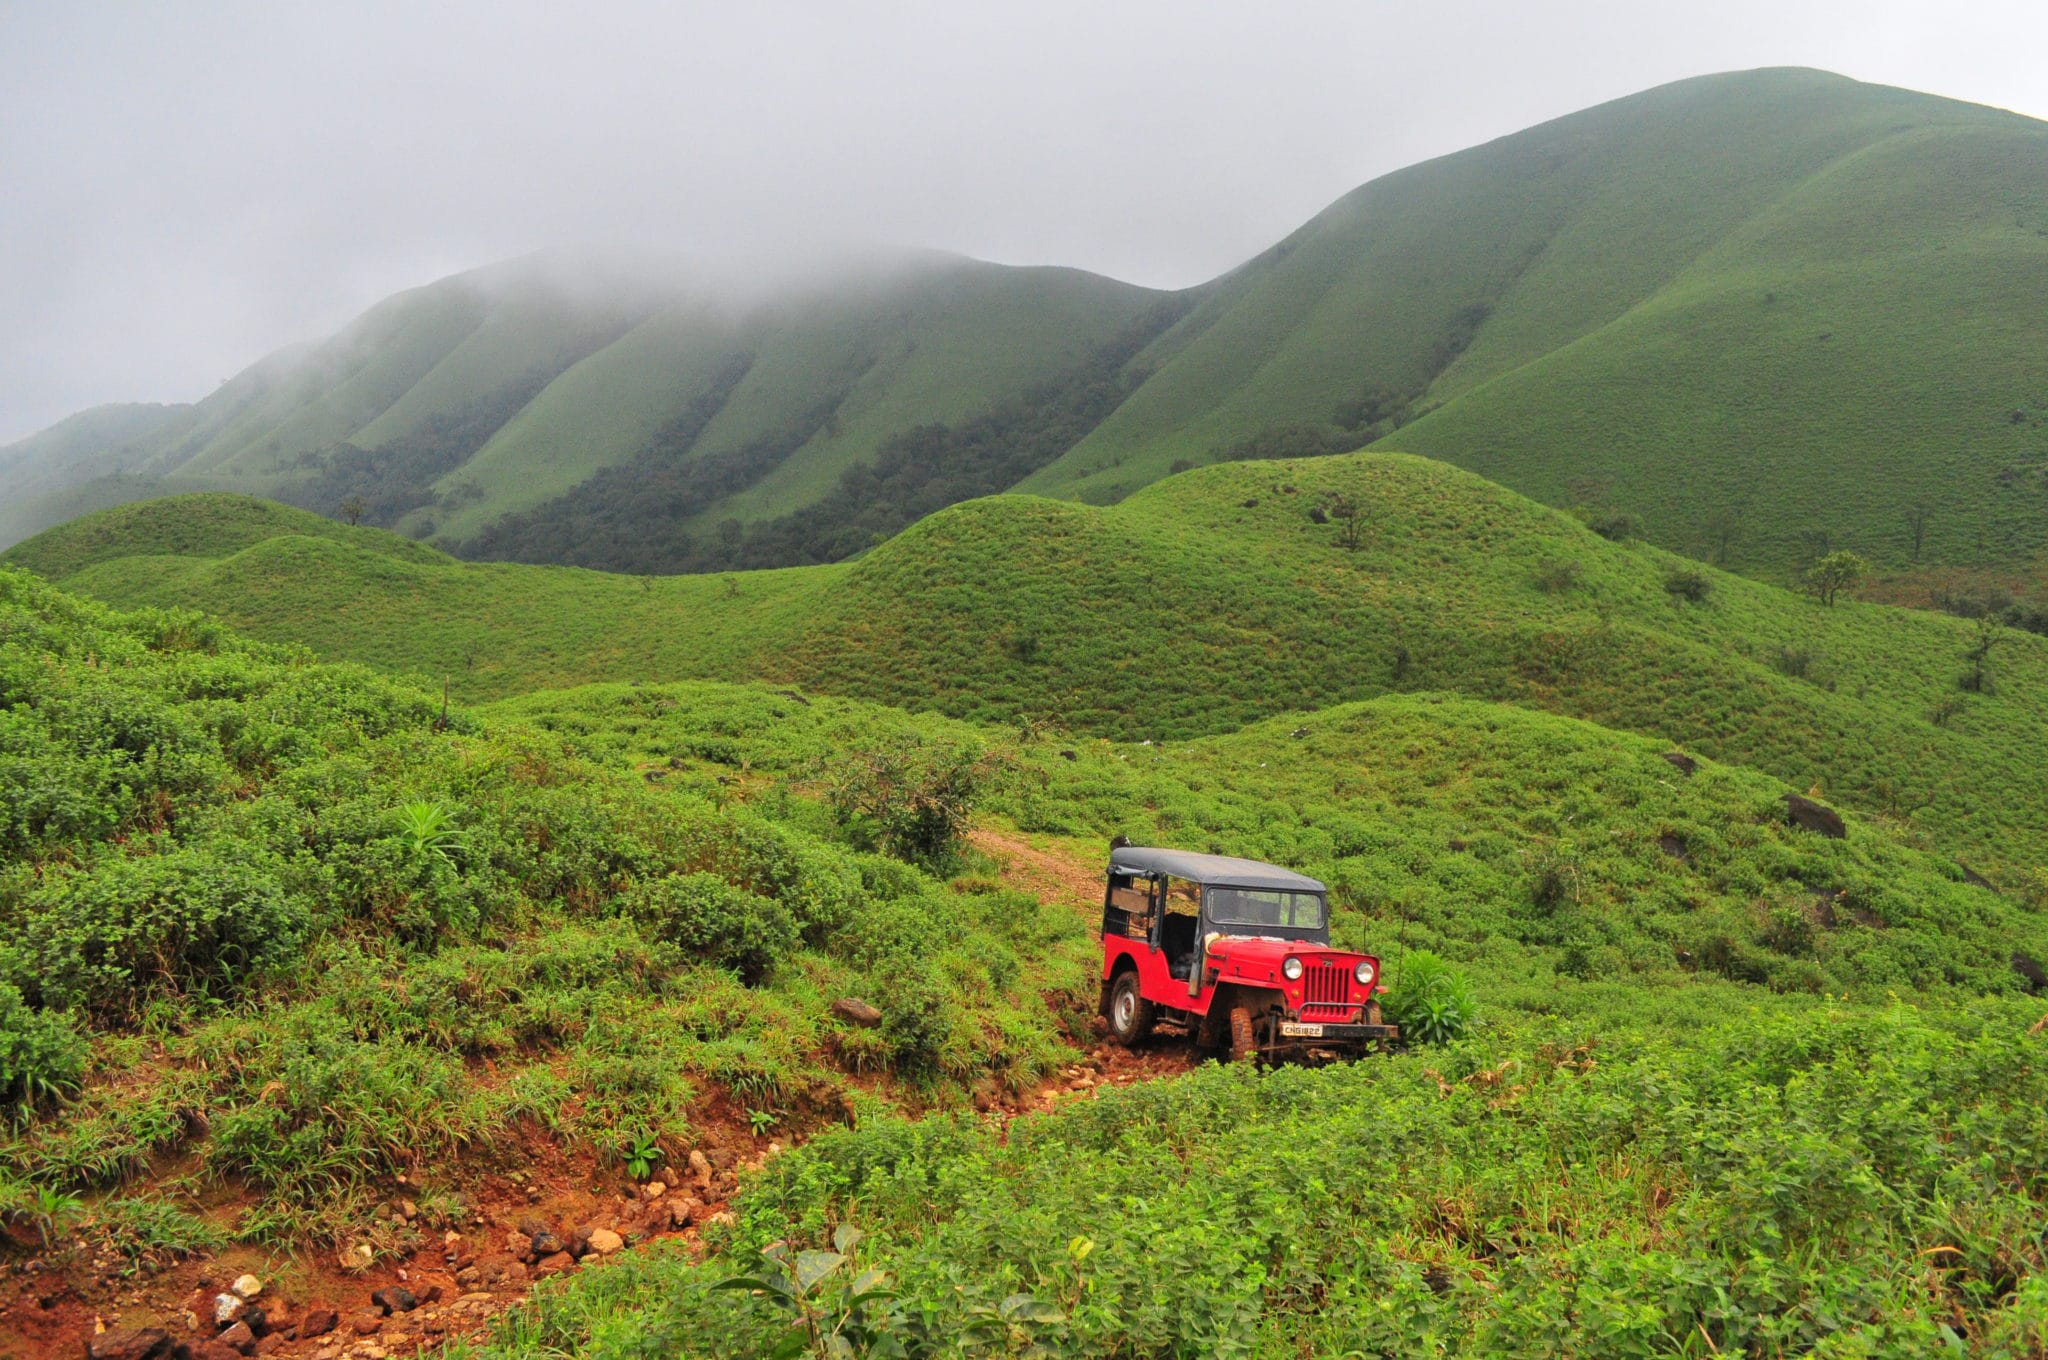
[1664, 567, 1712, 602]
[0, 981, 87, 1120]
[10, 847, 304, 1017]
[1380, 950, 1478, 1044]
[827, 737, 997, 874]
[620, 872, 799, 984]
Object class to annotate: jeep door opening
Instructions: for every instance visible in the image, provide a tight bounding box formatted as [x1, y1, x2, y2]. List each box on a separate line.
[1097, 845, 1397, 1062]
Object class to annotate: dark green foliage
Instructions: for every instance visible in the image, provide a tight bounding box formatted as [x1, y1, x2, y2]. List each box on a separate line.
[1663, 567, 1711, 603]
[0, 982, 86, 1119]
[827, 737, 995, 875]
[1532, 559, 1582, 593]
[1379, 951, 1478, 1044]
[10, 847, 304, 1018]
[620, 872, 798, 984]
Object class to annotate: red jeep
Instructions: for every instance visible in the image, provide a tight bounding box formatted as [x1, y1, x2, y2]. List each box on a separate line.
[1098, 846, 1397, 1061]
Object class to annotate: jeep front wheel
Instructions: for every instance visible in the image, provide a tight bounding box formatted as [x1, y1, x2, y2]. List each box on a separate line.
[1107, 971, 1154, 1046]
[1229, 1004, 1258, 1064]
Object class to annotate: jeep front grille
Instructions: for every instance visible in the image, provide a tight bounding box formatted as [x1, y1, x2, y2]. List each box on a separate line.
[1303, 961, 1351, 1013]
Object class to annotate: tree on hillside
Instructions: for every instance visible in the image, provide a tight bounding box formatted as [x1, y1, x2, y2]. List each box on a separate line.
[1906, 500, 1932, 562]
[1804, 550, 1869, 607]
[1960, 615, 2009, 693]
[1326, 492, 1367, 550]
[1702, 505, 1744, 566]
[338, 495, 367, 526]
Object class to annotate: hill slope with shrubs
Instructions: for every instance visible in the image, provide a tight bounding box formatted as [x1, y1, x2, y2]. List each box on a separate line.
[0, 568, 1088, 1257]
[20, 454, 2048, 883]
[455, 686, 2048, 1357]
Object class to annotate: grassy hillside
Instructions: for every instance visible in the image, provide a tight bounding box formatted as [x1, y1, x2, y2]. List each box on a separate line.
[451, 682, 2048, 1357]
[11, 70, 2047, 581]
[17, 455, 2048, 885]
[490, 679, 2048, 999]
[5, 569, 2044, 1355]
[0, 252, 1166, 566]
[0, 566, 1087, 1258]
[1022, 68, 2048, 577]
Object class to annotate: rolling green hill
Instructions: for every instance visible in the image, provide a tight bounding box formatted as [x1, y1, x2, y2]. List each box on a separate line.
[16, 454, 2048, 883]
[1022, 69, 2048, 577]
[7, 69, 2046, 581]
[0, 251, 1169, 565]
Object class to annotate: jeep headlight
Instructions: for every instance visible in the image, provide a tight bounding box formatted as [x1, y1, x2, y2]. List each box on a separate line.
[1355, 960, 1376, 987]
[1282, 956, 1304, 981]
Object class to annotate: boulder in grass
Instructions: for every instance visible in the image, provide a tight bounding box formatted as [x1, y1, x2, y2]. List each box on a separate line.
[831, 997, 883, 1027]
[1783, 793, 1846, 838]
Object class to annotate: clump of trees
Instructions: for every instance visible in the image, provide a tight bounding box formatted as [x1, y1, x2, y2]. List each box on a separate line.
[1804, 550, 1869, 606]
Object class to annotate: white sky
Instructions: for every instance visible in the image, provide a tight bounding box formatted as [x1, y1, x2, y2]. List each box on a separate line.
[2, 0, 2045, 443]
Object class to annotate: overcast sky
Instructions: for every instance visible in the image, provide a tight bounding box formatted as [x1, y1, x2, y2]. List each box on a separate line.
[3, 0, 2045, 444]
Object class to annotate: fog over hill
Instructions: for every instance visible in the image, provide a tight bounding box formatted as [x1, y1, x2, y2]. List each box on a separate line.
[5, 68, 2046, 581]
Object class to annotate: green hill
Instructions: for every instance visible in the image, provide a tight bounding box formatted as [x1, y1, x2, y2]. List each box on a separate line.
[0, 251, 1170, 565]
[1022, 69, 2048, 576]
[8, 69, 2047, 581]
[18, 454, 2048, 882]
[5, 557, 2045, 1355]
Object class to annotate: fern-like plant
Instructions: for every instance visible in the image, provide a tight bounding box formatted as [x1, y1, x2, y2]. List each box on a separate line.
[1382, 951, 1478, 1046]
[393, 800, 465, 866]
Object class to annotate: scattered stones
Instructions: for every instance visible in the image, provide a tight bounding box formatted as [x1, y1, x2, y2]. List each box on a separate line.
[644, 1181, 665, 1199]
[830, 997, 883, 1027]
[255, 1334, 290, 1356]
[688, 1149, 714, 1192]
[1783, 793, 1847, 839]
[350, 1313, 385, 1336]
[585, 1227, 624, 1256]
[189, 1341, 242, 1360]
[339, 1243, 375, 1273]
[399, 1199, 419, 1221]
[215, 1293, 248, 1326]
[370, 1286, 418, 1315]
[217, 1320, 257, 1355]
[87, 1328, 170, 1360]
[231, 1274, 265, 1301]
[665, 1198, 696, 1229]
[528, 1230, 566, 1261]
[534, 1251, 577, 1278]
[300, 1306, 341, 1339]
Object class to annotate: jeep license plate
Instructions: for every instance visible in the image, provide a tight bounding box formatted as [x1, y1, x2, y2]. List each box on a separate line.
[1279, 1022, 1324, 1038]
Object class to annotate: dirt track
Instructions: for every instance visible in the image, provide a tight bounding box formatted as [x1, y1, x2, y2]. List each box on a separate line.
[2, 829, 1194, 1360]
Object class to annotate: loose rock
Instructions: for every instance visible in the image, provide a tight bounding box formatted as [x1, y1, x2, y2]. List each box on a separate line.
[688, 1149, 714, 1192]
[528, 1230, 566, 1262]
[534, 1251, 577, 1277]
[87, 1329, 170, 1360]
[215, 1293, 247, 1326]
[370, 1287, 418, 1315]
[349, 1314, 385, 1336]
[230, 1274, 265, 1301]
[830, 997, 884, 1027]
[1783, 793, 1847, 838]
[217, 1320, 257, 1355]
[299, 1306, 340, 1340]
[585, 1227, 624, 1255]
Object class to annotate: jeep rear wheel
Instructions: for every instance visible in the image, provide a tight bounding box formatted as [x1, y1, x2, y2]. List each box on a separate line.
[1228, 1004, 1258, 1064]
[1107, 971, 1154, 1046]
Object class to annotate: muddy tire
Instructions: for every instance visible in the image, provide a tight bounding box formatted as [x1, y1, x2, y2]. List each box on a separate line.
[1229, 1005, 1258, 1064]
[1106, 971, 1154, 1046]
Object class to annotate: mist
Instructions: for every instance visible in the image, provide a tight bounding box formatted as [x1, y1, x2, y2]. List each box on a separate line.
[4, 0, 2046, 444]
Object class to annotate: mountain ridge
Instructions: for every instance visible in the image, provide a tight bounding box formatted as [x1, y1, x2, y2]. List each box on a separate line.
[6, 67, 2046, 580]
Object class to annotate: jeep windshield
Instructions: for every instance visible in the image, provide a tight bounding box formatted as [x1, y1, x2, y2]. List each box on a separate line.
[1204, 887, 1326, 931]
